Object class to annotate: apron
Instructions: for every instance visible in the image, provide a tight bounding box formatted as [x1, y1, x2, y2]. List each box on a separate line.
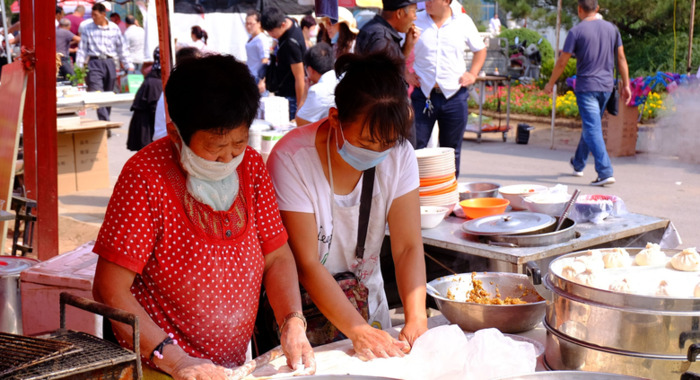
[325, 128, 391, 330]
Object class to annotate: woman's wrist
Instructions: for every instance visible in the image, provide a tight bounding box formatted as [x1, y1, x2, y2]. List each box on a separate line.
[153, 343, 189, 374]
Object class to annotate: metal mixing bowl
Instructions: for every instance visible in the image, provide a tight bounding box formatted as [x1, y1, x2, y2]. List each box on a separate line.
[458, 182, 500, 201]
[427, 272, 546, 333]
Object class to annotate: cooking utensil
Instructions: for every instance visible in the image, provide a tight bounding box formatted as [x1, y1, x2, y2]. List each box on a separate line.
[424, 252, 458, 276]
[554, 189, 580, 231]
[462, 212, 555, 236]
[535, 248, 700, 360]
[544, 320, 700, 378]
[427, 272, 545, 333]
[485, 218, 577, 247]
[495, 370, 646, 379]
[0, 257, 39, 334]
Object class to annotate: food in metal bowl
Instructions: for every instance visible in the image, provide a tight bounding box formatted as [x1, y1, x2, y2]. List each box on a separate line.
[427, 272, 546, 333]
[552, 246, 700, 297]
[445, 272, 539, 305]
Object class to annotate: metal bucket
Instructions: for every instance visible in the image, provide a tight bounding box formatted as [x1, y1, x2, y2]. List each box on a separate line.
[0, 256, 39, 334]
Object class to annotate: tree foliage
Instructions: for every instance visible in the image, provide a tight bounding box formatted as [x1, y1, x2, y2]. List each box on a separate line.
[498, 0, 700, 75]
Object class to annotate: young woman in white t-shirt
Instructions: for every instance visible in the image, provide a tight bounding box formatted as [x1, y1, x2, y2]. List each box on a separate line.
[267, 53, 428, 361]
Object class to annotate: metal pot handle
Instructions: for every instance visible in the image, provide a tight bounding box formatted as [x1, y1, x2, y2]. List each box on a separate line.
[526, 261, 542, 285]
[525, 261, 552, 302]
[681, 372, 700, 380]
[687, 343, 700, 362]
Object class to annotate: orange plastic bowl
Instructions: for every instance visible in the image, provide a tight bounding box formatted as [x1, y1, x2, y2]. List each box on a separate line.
[459, 198, 510, 219]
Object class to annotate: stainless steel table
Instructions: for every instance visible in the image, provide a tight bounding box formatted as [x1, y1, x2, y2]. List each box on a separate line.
[414, 212, 670, 273]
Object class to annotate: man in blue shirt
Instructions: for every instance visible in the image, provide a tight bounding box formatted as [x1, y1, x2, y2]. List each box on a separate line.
[545, 0, 631, 186]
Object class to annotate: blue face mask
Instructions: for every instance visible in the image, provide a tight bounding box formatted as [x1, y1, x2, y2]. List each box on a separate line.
[335, 125, 392, 171]
[330, 30, 339, 44]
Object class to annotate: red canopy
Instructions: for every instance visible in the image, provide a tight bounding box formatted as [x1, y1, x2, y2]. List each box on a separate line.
[10, 1, 19, 13]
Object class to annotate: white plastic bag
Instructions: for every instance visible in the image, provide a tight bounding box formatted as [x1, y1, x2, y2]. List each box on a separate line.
[570, 194, 628, 224]
[464, 328, 537, 379]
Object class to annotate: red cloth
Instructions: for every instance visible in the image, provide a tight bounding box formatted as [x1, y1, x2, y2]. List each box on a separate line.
[94, 138, 288, 367]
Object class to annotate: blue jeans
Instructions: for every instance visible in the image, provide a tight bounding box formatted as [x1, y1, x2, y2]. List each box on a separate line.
[412, 87, 469, 177]
[284, 96, 297, 121]
[573, 91, 613, 179]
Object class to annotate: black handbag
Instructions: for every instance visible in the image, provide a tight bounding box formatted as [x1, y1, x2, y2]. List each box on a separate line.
[606, 58, 620, 116]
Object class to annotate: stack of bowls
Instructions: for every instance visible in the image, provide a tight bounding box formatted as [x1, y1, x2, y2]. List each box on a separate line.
[416, 148, 459, 213]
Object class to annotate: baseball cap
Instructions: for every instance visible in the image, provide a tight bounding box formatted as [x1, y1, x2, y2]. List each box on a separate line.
[383, 0, 424, 11]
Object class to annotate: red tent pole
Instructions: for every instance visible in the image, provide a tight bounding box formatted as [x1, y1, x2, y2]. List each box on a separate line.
[155, 0, 173, 127]
[35, 0, 58, 260]
[20, 0, 36, 204]
[21, 0, 58, 260]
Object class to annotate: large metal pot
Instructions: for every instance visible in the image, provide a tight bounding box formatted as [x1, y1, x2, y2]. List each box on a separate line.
[495, 370, 646, 379]
[0, 256, 39, 334]
[427, 272, 545, 333]
[544, 320, 700, 379]
[526, 248, 700, 379]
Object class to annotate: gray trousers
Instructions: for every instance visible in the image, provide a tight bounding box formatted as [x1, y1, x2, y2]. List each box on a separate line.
[86, 58, 117, 121]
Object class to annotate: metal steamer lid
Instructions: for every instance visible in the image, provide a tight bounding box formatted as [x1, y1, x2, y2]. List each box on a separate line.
[0, 257, 39, 275]
[461, 212, 556, 236]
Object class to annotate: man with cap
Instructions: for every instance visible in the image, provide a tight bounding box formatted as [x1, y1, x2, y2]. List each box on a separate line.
[408, 0, 486, 178]
[355, 0, 421, 66]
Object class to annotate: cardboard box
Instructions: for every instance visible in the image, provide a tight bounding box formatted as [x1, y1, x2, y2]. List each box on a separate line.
[74, 129, 110, 191]
[602, 97, 639, 157]
[57, 132, 77, 195]
[20, 242, 102, 337]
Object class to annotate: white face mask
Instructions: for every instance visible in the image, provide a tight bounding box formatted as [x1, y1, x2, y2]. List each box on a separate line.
[176, 130, 245, 211]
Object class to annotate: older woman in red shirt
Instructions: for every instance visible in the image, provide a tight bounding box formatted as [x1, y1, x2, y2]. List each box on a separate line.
[92, 55, 314, 379]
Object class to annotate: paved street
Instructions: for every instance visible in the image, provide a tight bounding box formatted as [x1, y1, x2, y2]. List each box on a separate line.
[56, 104, 700, 253]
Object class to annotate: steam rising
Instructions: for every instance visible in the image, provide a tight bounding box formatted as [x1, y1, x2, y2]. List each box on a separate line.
[649, 83, 700, 163]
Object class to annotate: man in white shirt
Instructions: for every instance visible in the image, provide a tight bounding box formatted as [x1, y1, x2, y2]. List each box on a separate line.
[408, 0, 486, 177]
[295, 42, 337, 126]
[124, 15, 145, 71]
[489, 13, 501, 36]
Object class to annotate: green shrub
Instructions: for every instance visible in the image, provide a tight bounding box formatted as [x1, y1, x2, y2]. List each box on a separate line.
[498, 28, 554, 63]
[540, 57, 577, 92]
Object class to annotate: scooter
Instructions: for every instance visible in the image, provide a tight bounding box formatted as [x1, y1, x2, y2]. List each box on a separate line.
[508, 37, 543, 83]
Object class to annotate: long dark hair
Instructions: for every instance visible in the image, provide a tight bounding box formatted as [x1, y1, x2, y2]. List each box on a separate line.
[335, 23, 356, 59]
[191, 25, 208, 44]
[334, 53, 412, 145]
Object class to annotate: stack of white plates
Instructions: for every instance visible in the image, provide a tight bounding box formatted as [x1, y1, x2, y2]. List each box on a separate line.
[415, 148, 459, 211]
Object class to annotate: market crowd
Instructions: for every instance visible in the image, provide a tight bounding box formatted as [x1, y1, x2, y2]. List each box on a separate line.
[0, 0, 632, 378]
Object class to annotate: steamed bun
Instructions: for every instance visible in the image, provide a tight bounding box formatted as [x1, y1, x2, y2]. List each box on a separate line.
[574, 250, 605, 272]
[695, 282, 700, 298]
[671, 248, 700, 271]
[635, 243, 667, 266]
[602, 248, 631, 269]
[656, 280, 672, 296]
[609, 278, 631, 293]
[575, 269, 598, 287]
[561, 261, 586, 281]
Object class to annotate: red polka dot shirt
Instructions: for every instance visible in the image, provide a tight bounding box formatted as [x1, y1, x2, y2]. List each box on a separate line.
[93, 138, 288, 368]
